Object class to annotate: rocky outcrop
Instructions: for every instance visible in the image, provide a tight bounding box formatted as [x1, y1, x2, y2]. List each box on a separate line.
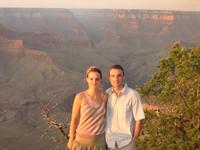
[0, 48, 52, 63]
[0, 9, 89, 39]
[142, 104, 159, 111]
[0, 24, 18, 39]
[149, 14, 174, 23]
[113, 10, 174, 24]
[9, 40, 23, 49]
[0, 36, 52, 63]
[0, 104, 19, 122]
[82, 10, 176, 42]
[65, 37, 94, 48]
[0, 36, 23, 48]
[15, 101, 46, 127]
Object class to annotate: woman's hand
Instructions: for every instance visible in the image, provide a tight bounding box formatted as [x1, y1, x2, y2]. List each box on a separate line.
[67, 140, 74, 150]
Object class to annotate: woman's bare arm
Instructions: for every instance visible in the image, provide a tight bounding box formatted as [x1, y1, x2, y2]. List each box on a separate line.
[67, 94, 82, 149]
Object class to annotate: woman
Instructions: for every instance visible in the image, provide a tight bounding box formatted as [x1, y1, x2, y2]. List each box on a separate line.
[67, 66, 107, 150]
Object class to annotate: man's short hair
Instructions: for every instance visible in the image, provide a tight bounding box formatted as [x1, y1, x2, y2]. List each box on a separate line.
[109, 64, 125, 76]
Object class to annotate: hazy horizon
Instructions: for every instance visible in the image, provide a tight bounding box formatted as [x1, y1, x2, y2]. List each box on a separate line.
[0, 0, 200, 12]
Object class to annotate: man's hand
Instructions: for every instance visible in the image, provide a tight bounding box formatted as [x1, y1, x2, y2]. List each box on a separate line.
[133, 120, 142, 144]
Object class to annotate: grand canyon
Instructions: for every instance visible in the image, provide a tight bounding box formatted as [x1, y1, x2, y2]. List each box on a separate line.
[0, 8, 200, 149]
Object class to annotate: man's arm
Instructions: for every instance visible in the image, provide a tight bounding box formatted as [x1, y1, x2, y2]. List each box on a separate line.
[131, 91, 145, 144]
[133, 120, 142, 144]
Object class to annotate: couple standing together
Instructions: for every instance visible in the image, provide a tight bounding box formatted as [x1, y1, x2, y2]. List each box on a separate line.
[67, 65, 145, 150]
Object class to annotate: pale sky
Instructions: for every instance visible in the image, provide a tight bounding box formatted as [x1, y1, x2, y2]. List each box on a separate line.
[0, 0, 200, 11]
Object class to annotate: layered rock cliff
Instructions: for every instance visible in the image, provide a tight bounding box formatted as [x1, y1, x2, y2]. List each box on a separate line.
[0, 36, 23, 49]
[0, 8, 199, 126]
[0, 9, 199, 150]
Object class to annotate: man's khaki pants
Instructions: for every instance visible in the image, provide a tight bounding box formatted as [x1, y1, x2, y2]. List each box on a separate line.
[108, 141, 136, 150]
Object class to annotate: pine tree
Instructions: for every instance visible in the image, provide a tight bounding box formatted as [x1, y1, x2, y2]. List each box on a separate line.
[137, 43, 200, 150]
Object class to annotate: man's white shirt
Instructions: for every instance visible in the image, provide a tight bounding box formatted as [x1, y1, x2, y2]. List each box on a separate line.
[105, 84, 145, 149]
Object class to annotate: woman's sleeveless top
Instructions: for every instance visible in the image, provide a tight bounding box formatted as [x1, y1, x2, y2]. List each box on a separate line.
[76, 93, 106, 136]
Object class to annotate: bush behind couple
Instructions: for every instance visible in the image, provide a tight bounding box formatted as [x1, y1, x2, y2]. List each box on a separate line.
[67, 65, 145, 150]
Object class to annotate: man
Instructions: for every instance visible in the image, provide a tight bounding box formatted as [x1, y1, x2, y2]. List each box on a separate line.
[106, 65, 145, 150]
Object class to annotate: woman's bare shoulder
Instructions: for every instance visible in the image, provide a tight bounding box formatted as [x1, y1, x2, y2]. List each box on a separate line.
[74, 91, 86, 102]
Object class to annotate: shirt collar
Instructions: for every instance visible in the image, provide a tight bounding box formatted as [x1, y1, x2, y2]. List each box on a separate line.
[111, 83, 128, 95]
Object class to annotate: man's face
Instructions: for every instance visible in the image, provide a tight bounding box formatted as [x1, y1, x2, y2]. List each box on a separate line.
[109, 68, 125, 89]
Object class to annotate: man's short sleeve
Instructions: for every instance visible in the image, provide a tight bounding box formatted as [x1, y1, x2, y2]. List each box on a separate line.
[132, 91, 145, 121]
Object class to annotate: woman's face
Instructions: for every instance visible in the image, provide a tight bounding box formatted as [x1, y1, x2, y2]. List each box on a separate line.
[86, 71, 101, 89]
